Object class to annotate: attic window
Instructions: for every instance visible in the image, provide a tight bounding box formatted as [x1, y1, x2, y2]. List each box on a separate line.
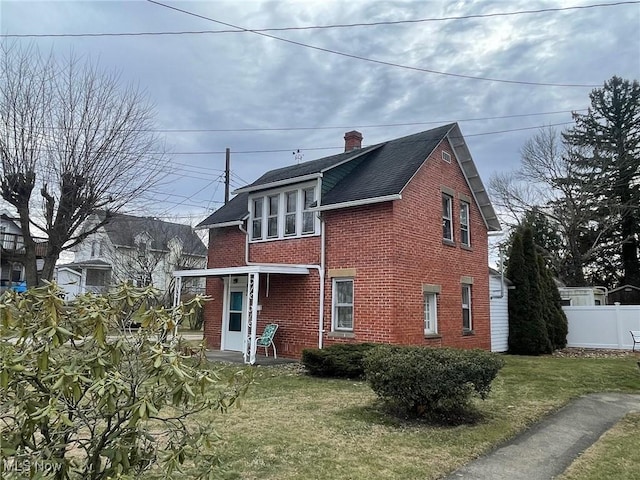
[442, 151, 452, 163]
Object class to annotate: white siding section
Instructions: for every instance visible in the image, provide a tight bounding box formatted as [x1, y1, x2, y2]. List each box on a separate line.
[490, 274, 509, 352]
[564, 305, 640, 349]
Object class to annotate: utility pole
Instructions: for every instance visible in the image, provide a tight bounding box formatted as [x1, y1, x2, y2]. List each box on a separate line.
[224, 148, 230, 204]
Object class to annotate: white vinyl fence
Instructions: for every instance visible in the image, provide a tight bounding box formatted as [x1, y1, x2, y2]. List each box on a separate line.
[564, 304, 640, 349]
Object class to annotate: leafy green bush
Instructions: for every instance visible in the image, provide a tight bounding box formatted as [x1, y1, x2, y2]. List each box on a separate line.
[301, 343, 379, 378]
[364, 346, 504, 418]
[0, 282, 251, 479]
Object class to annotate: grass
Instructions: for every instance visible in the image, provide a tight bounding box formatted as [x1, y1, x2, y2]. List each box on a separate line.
[148, 354, 640, 480]
[558, 413, 640, 480]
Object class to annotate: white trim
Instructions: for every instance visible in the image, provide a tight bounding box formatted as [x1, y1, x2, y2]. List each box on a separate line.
[173, 265, 310, 278]
[314, 194, 402, 212]
[462, 284, 472, 330]
[196, 220, 244, 230]
[234, 173, 322, 194]
[424, 291, 438, 334]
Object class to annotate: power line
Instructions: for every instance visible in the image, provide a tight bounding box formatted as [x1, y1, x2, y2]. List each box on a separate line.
[152, 109, 584, 133]
[150, 121, 578, 156]
[4, 2, 637, 38]
[146, 0, 602, 88]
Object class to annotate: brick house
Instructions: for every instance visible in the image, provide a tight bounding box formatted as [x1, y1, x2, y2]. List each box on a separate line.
[182, 124, 500, 363]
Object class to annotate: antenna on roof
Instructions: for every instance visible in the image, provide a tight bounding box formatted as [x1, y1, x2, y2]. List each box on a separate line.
[292, 149, 303, 165]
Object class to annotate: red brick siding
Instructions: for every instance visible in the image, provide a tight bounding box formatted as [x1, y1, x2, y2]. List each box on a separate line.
[208, 228, 245, 268]
[391, 139, 490, 349]
[323, 203, 397, 345]
[250, 236, 320, 265]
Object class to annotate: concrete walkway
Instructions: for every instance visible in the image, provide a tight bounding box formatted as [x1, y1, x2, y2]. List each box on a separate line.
[446, 393, 640, 479]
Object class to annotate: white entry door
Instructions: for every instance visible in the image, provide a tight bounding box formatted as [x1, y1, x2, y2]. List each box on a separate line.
[224, 288, 246, 351]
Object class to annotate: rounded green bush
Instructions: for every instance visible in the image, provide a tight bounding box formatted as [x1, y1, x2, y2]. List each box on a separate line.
[364, 346, 504, 417]
[301, 343, 380, 378]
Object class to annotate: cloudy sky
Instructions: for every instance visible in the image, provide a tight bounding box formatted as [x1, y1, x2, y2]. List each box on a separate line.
[1, 0, 639, 227]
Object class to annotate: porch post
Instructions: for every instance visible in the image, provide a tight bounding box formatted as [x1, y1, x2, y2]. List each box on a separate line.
[246, 272, 260, 365]
[172, 275, 183, 340]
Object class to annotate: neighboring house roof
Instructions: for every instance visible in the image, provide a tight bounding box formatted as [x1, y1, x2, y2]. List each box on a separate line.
[60, 259, 112, 271]
[489, 267, 512, 285]
[608, 284, 640, 294]
[94, 212, 207, 256]
[197, 123, 500, 231]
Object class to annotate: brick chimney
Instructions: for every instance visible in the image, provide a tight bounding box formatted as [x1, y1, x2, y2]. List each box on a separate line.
[344, 130, 363, 152]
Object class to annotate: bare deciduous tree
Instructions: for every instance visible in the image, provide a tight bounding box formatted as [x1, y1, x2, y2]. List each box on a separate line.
[0, 44, 167, 286]
[489, 127, 613, 285]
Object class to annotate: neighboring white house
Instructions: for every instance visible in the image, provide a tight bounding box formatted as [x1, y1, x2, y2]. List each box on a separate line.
[557, 286, 608, 306]
[489, 267, 511, 353]
[55, 212, 207, 300]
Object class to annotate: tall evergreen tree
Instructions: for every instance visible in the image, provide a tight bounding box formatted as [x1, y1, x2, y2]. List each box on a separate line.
[506, 227, 552, 355]
[564, 76, 640, 286]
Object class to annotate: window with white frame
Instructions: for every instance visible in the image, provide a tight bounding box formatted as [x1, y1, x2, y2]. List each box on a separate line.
[460, 201, 470, 246]
[284, 191, 297, 236]
[267, 195, 279, 238]
[302, 187, 316, 234]
[424, 292, 438, 334]
[332, 278, 354, 331]
[249, 185, 318, 241]
[252, 197, 263, 240]
[462, 284, 472, 330]
[442, 194, 453, 241]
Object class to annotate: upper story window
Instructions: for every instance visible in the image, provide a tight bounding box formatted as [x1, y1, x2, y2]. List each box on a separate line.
[442, 194, 453, 242]
[302, 187, 316, 234]
[252, 198, 263, 239]
[267, 195, 279, 238]
[285, 191, 297, 236]
[250, 184, 319, 241]
[460, 201, 470, 247]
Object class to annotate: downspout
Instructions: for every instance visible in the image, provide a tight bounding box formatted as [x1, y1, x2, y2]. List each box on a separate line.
[238, 214, 326, 350]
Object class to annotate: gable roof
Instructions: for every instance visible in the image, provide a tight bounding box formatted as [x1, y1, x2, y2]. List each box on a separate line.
[96, 212, 207, 256]
[197, 123, 500, 231]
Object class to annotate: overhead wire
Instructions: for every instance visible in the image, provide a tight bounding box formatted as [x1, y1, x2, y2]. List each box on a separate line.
[145, 0, 603, 88]
[3, 2, 636, 37]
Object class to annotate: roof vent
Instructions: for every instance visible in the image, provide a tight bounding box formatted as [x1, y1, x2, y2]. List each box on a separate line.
[344, 130, 363, 152]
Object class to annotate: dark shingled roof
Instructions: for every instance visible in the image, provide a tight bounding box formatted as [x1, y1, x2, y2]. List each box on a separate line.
[97, 212, 207, 256]
[196, 192, 249, 229]
[197, 123, 500, 231]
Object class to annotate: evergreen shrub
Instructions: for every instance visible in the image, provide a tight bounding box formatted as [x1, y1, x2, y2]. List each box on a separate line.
[301, 343, 379, 378]
[364, 346, 504, 417]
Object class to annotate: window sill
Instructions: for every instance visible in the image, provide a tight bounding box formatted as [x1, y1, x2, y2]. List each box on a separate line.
[460, 244, 473, 251]
[462, 329, 475, 336]
[327, 331, 355, 339]
[442, 239, 456, 247]
[424, 333, 442, 339]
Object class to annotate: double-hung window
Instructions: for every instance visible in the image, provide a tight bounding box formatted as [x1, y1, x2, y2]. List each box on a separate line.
[462, 285, 472, 331]
[302, 187, 316, 234]
[285, 191, 297, 236]
[332, 278, 354, 331]
[442, 194, 453, 241]
[424, 293, 438, 334]
[252, 198, 263, 240]
[267, 195, 279, 238]
[460, 201, 470, 247]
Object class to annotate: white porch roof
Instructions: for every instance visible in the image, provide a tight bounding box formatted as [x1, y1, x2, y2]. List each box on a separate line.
[173, 265, 310, 278]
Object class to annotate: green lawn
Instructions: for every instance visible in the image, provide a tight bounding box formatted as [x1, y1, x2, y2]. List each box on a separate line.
[148, 355, 640, 480]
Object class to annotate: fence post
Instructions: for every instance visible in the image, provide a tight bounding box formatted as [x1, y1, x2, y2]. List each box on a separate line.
[614, 302, 623, 349]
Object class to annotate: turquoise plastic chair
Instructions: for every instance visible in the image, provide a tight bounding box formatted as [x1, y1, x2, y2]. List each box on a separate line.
[256, 323, 279, 358]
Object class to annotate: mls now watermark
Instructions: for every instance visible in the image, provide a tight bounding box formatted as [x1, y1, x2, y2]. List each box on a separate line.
[2, 456, 63, 475]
